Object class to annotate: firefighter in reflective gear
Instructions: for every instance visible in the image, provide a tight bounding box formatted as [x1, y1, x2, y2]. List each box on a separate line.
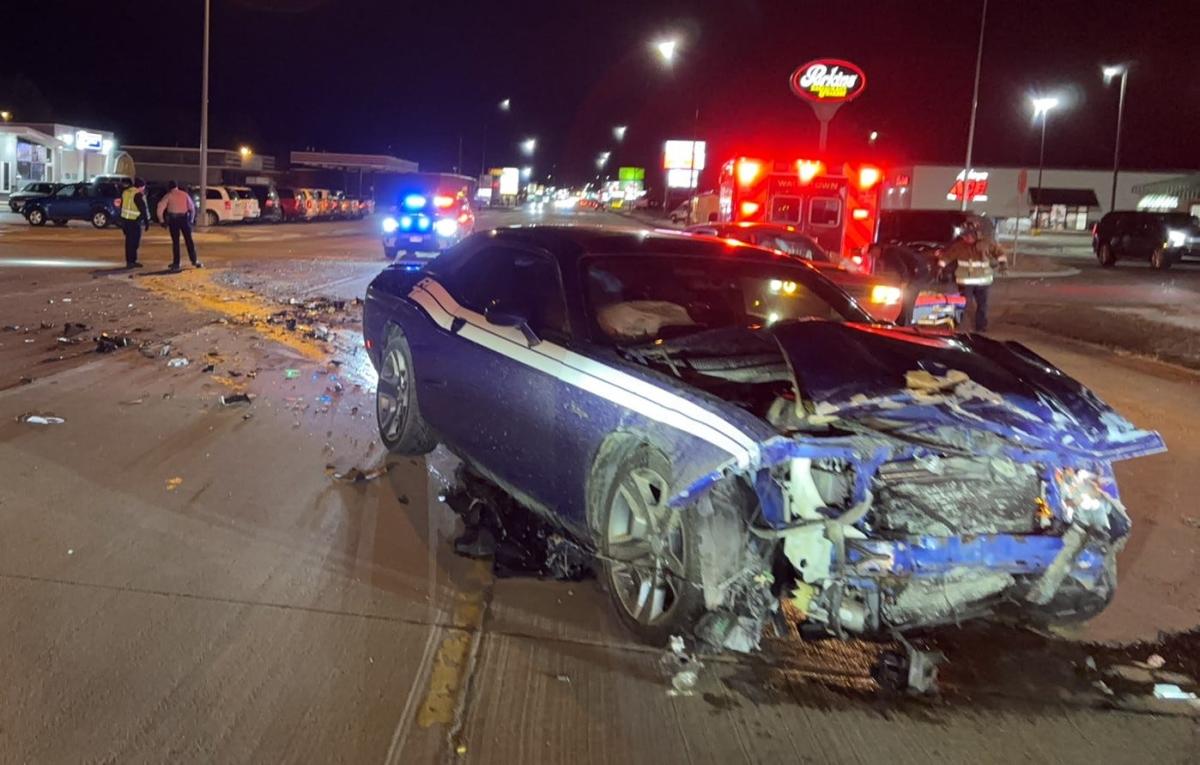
[120, 177, 151, 268]
[941, 222, 1008, 332]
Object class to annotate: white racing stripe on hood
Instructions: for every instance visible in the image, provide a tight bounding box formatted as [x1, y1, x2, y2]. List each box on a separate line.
[409, 278, 760, 466]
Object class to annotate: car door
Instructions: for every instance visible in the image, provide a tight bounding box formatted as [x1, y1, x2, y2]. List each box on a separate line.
[43, 183, 81, 217]
[412, 244, 574, 511]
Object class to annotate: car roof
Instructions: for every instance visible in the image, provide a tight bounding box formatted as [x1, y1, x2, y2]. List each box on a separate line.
[483, 224, 816, 268]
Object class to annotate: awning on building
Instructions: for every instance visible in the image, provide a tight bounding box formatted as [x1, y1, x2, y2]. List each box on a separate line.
[1029, 188, 1100, 207]
[1133, 174, 1200, 199]
[289, 151, 417, 174]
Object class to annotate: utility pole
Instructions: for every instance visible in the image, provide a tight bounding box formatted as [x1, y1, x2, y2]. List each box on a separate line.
[1108, 68, 1128, 212]
[198, 0, 211, 228]
[960, 0, 988, 212]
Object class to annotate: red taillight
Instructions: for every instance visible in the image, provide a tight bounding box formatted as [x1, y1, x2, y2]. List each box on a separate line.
[113, 198, 122, 207]
[224, 200, 232, 210]
[265, 199, 275, 207]
[858, 166, 882, 190]
[798, 160, 823, 184]
[365, 338, 373, 350]
[307, 200, 313, 209]
[740, 200, 760, 217]
[434, 195, 454, 209]
[736, 159, 762, 186]
[852, 208, 870, 221]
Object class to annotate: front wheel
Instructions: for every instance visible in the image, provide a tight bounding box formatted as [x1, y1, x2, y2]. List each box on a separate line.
[1150, 248, 1172, 270]
[593, 443, 747, 645]
[1097, 244, 1116, 268]
[376, 329, 437, 455]
[26, 208, 46, 226]
[91, 210, 110, 228]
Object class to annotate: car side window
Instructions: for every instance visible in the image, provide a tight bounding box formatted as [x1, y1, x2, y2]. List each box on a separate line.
[206, 189, 222, 200]
[447, 246, 570, 341]
[55, 185, 77, 198]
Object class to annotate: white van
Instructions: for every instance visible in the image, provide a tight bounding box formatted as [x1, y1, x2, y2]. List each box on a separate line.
[199, 186, 244, 225]
[227, 186, 261, 222]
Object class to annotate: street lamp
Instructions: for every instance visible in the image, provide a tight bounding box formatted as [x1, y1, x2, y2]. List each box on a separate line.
[1103, 64, 1129, 212]
[480, 98, 512, 175]
[239, 145, 252, 159]
[1031, 96, 1060, 227]
[868, 130, 879, 145]
[654, 38, 678, 66]
[521, 166, 532, 181]
[0, 111, 11, 122]
[520, 137, 537, 157]
[597, 151, 611, 169]
[613, 125, 627, 142]
[499, 98, 511, 112]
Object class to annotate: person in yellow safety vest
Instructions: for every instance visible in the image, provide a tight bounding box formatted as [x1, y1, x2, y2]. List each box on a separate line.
[940, 222, 1008, 332]
[119, 177, 151, 268]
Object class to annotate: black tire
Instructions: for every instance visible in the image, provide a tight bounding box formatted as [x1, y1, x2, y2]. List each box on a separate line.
[26, 208, 46, 226]
[591, 440, 753, 645]
[1150, 248, 1172, 271]
[206, 210, 219, 227]
[383, 247, 398, 260]
[91, 210, 110, 229]
[375, 328, 437, 455]
[1097, 244, 1116, 268]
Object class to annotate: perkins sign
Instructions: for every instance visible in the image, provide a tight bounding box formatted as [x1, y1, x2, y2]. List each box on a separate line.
[789, 59, 866, 103]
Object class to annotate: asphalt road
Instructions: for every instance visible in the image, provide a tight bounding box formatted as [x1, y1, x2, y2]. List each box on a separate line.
[1, 209, 1198, 762]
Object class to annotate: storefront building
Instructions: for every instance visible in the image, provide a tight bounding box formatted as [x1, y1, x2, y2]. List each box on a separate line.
[882, 164, 1195, 231]
[0, 122, 129, 198]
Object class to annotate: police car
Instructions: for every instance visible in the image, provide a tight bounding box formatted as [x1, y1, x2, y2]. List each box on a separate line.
[381, 174, 475, 261]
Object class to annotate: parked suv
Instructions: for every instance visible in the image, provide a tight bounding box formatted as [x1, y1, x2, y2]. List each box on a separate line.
[200, 186, 244, 226]
[1093, 211, 1200, 270]
[274, 187, 306, 222]
[227, 186, 261, 222]
[8, 181, 61, 213]
[22, 181, 124, 228]
[246, 183, 282, 223]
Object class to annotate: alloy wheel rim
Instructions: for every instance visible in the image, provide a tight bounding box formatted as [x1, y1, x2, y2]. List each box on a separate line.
[604, 466, 686, 626]
[376, 347, 409, 440]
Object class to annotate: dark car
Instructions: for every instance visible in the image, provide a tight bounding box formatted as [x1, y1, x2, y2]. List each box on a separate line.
[363, 225, 1162, 654]
[1092, 211, 1200, 270]
[686, 222, 965, 327]
[247, 183, 283, 223]
[8, 182, 61, 213]
[22, 181, 124, 228]
[877, 209, 995, 250]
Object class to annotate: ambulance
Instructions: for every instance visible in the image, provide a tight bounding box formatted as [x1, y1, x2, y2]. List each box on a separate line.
[718, 157, 883, 269]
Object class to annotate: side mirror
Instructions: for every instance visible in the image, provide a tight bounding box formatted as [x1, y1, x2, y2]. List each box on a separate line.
[484, 302, 541, 347]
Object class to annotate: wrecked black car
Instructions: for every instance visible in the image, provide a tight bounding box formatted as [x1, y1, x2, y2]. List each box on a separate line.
[363, 226, 1165, 652]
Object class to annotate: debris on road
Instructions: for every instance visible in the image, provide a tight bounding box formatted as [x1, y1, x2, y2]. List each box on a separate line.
[165, 477, 183, 491]
[95, 333, 135, 353]
[17, 413, 65, 425]
[166, 357, 190, 368]
[444, 468, 592, 580]
[327, 463, 389, 483]
[284, 368, 300, 379]
[1183, 516, 1200, 529]
[1147, 653, 1167, 670]
[219, 393, 253, 406]
[201, 364, 215, 373]
[660, 635, 703, 696]
[1153, 684, 1198, 701]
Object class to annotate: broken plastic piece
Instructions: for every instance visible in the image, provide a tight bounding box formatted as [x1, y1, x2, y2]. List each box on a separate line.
[166, 358, 190, 368]
[284, 368, 300, 379]
[166, 477, 183, 491]
[201, 364, 215, 373]
[1153, 684, 1198, 701]
[17, 413, 65, 425]
[330, 464, 389, 483]
[219, 393, 253, 406]
[1146, 654, 1166, 670]
[96, 334, 134, 353]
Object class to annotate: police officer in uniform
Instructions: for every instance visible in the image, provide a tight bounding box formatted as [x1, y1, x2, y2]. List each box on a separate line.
[120, 177, 151, 268]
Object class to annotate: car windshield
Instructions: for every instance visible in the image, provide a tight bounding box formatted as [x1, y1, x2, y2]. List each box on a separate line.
[583, 253, 869, 345]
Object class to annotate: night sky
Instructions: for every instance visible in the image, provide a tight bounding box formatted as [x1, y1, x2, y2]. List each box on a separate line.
[4, 0, 1196, 186]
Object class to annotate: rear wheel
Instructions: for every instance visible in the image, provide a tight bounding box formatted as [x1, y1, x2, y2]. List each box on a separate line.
[26, 208, 46, 226]
[376, 329, 436, 455]
[206, 210, 219, 227]
[1097, 243, 1116, 268]
[1150, 248, 1172, 270]
[91, 210, 110, 228]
